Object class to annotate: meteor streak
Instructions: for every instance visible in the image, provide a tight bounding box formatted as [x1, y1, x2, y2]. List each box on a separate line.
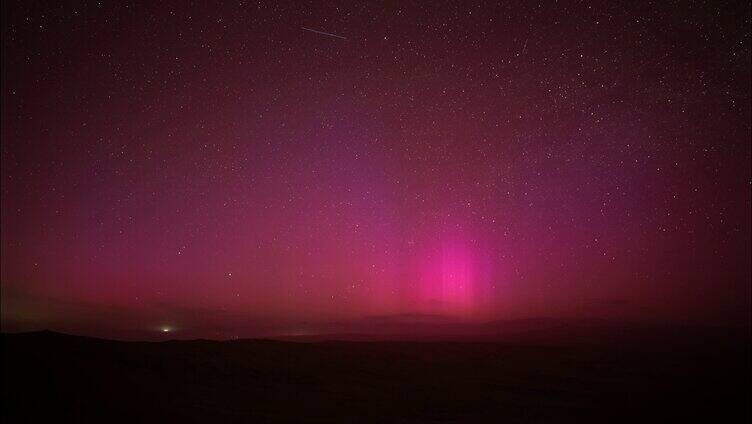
[301, 27, 347, 40]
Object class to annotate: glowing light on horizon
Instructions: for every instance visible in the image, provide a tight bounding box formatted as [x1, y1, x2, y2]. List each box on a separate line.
[417, 237, 489, 317]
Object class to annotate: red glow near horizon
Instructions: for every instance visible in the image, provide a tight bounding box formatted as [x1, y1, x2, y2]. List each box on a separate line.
[1, 1, 750, 339]
[416, 237, 490, 318]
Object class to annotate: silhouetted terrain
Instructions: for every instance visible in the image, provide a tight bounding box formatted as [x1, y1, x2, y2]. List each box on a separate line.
[2, 328, 750, 423]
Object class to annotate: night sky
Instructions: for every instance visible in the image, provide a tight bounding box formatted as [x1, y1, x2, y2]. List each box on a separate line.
[2, 1, 750, 339]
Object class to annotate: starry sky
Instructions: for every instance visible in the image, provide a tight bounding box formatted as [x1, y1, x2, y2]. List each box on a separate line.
[1, 1, 750, 339]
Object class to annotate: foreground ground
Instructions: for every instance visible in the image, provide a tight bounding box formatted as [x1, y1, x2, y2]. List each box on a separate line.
[2, 330, 749, 423]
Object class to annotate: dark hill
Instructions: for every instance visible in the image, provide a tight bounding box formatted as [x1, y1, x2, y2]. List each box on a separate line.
[2, 329, 749, 423]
